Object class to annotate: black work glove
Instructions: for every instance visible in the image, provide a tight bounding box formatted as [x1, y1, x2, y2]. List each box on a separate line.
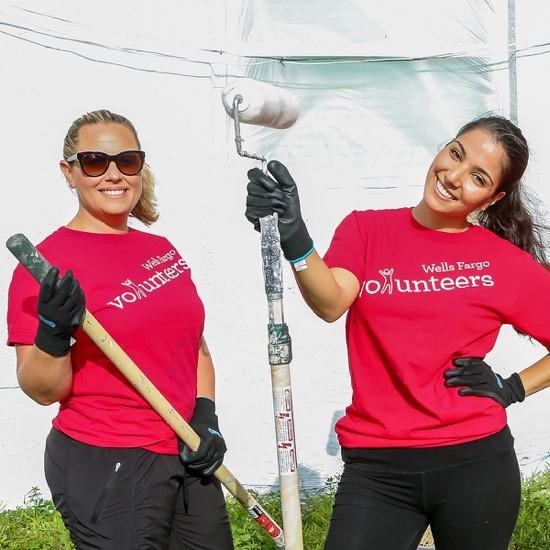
[444, 357, 525, 408]
[246, 160, 313, 262]
[179, 397, 227, 477]
[35, 267, 86, 357]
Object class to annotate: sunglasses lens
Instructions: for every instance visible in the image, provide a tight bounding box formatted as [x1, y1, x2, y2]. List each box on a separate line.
[79, 153, 109, 177]
[116, 151, 144, 175]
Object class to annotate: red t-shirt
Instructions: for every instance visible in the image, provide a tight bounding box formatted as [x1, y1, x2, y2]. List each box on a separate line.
[324, 207, 550, 448]
[7, 227, 205, 454]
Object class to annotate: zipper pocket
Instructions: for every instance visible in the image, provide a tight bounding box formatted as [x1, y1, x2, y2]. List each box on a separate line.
[91, 461, 122, 524]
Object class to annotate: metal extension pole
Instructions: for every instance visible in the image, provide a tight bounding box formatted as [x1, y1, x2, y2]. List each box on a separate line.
[233, 98, 304, 550]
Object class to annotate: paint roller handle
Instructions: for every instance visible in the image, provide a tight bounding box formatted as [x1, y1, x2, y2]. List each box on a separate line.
[246, 160, 313, 263]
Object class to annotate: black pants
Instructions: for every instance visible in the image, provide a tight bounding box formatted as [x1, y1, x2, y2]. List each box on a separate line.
[45, 428, 234, 550]
[325, 427, 521, 550]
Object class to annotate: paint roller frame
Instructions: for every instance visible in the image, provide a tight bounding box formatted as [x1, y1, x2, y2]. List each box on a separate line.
[224, 80, 304, 550]
[231, 94, 266, 164]
[6, 232, 286, 549]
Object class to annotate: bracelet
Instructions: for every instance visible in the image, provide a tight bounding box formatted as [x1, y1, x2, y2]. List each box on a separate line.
[289, 246, 314, 271]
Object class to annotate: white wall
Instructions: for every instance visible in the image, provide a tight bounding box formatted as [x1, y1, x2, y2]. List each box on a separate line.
[1, 1, 549, 509]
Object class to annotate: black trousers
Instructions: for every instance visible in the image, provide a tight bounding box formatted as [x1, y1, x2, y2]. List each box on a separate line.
[325, 427, 521, 550]
[45, 428, 234, 550]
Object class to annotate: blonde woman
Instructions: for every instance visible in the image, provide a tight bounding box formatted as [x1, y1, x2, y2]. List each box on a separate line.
[7, 110, 233, 549]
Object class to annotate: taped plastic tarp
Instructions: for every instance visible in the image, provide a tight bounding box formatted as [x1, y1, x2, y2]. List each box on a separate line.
[238, 57, 498, 190]
[230, 0, 508, 58]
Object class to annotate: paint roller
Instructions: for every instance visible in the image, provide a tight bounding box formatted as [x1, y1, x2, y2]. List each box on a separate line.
[222, 78, 299, 162]
[222, 79, 304, 550]
[222, 78, 299, 130]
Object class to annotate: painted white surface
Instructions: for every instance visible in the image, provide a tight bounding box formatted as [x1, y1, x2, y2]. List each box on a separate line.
[1, 1, 549, 509]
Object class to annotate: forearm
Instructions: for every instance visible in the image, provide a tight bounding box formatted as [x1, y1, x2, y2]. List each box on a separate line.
[16, 345, 73, 405]
[291, 252, 359, 322]
[518, 353, 550, 397]
[196, 337, 215, 401]
[181, 339, 227, 474]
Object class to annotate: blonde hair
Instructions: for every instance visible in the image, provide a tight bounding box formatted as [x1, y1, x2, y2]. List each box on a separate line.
[63, 109, 159, 225]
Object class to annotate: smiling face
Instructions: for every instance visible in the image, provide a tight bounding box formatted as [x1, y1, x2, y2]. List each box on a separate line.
[60, 122, 143, 233]
[416, 127, 508, 230]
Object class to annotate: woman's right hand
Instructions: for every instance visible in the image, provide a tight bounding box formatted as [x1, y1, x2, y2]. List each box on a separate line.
[246, 160, 313, 262]
[246, 160, 359, 322]
[35, 267, 86, 357]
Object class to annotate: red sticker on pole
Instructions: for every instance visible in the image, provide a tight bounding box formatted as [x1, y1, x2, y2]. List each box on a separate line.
[249, 504, 283, 538]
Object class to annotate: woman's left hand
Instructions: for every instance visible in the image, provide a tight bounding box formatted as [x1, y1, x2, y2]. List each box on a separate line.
[179, 397, 227, 476]
[444, 357, 525, 407]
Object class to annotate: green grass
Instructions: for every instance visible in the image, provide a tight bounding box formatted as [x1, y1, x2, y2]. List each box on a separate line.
[0, 488, 73, 550]
[1, 471, 549, 549]
[227, 477, 338, 549]
[510, 469, 550, 550]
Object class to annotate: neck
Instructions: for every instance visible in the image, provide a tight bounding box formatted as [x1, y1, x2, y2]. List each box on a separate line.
[67, 209, 129, 234]
[413, 202, 471, 233]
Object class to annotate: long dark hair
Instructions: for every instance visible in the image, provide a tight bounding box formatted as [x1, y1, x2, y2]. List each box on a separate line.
[456, 115, 549, 266]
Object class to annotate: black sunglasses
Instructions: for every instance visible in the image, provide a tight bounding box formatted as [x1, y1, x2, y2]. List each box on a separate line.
[66, 150, 145, 177]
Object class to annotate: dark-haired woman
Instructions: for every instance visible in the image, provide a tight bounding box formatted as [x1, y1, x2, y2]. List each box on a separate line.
[7, 110, 233, 549]
[245, 115, 550, 550]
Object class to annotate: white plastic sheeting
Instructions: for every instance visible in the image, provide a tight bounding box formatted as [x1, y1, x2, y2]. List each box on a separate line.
[1, 1, 549, 509]
[232, 0, 508, 57]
